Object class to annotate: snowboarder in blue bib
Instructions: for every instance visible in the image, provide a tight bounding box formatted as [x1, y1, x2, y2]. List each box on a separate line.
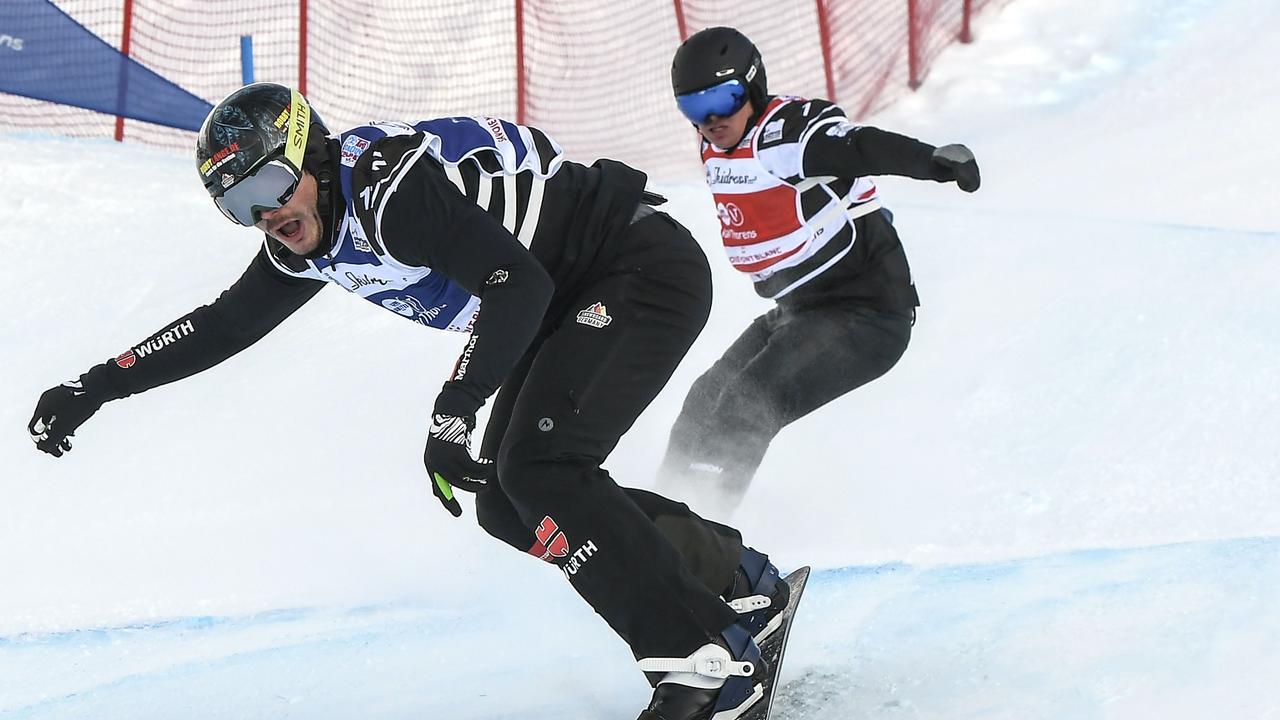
[28, 82, 792, 720]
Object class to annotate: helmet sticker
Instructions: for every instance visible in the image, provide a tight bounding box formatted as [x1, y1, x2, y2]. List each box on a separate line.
[284, 89, 311, 173]
[199, 142, 241, 178]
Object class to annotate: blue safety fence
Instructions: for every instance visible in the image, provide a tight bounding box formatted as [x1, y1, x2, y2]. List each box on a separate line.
[0, 0, 212, 132]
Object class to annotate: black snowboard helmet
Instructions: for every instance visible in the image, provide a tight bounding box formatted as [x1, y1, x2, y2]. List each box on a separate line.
[671, 26, 768, 110]
[195, 82, 330, 226]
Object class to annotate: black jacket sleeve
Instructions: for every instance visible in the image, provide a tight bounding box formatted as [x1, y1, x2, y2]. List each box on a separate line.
[82, 245, 325, 401]
[802, 125, 942, 181]
[374, 154, 553, 417]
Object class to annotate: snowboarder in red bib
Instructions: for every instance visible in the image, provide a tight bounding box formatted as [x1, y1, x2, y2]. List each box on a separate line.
[662, 27, 981, 513]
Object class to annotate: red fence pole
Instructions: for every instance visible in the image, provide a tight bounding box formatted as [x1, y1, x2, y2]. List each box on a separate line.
[814, 0, 837, 102]
[673, 0, 688, 41]
[113, 0, 135, 141]
[906, 0, 922, 89]
[299, 0, 308, 94]
[515, 0, 526, 124]
[960, 0, 974, 42]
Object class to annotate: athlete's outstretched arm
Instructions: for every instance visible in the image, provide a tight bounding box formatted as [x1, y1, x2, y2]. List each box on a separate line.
[28, 246, 324, 457]
[801, 118, 980, 192]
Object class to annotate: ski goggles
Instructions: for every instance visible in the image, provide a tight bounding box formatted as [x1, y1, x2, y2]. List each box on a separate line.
[675, 78, 748, 125]
[212, 156, 301, 226]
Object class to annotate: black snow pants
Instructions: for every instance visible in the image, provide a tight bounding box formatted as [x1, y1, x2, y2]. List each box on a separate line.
[474, 208, 746, 661]
[659, 297, 913, 512]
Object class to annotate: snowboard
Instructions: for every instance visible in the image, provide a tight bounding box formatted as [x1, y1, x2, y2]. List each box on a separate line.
[738, 565, 811, 720]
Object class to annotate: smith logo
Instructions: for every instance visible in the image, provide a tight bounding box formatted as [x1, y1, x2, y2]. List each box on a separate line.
[290, 103, 308, 150]
[113, 320, 196, 368]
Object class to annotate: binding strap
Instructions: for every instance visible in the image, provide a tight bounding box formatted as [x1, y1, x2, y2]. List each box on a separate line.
[637, 643, 754, 679]
[727, 594, 771, 614]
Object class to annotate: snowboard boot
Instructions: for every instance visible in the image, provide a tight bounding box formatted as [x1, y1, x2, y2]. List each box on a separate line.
[721, 546, 789, 644]
[636, 623, 764, 720]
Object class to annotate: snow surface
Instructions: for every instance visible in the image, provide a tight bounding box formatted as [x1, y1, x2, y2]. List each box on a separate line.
[1, 0, 1277, 717]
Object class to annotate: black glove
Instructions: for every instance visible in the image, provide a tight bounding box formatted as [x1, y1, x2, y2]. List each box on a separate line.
[930, 144, 981, 192]
[28, 379, 107, 457]
[424, 413, 495, 517]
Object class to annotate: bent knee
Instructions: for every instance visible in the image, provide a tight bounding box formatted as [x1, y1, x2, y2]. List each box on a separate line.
[496, 436, 601, 504]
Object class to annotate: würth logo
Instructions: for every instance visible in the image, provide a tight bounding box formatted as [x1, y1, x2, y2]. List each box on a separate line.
[529, 515, 569, 562]
[561, 539, 599, 578]
[113, 320, 196, 368]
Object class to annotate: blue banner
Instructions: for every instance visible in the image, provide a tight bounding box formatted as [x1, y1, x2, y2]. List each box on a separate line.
[0, 0, 212, 131]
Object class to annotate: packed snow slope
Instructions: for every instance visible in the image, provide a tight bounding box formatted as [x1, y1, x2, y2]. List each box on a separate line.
[1, 0, 1276, 717]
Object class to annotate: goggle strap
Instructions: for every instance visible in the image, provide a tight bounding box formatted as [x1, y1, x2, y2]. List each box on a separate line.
[284, 89, 311, 173]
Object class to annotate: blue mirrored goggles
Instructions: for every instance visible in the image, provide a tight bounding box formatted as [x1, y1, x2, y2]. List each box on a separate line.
[675, 79, 748, 125]
[212, 157, 301, 227]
